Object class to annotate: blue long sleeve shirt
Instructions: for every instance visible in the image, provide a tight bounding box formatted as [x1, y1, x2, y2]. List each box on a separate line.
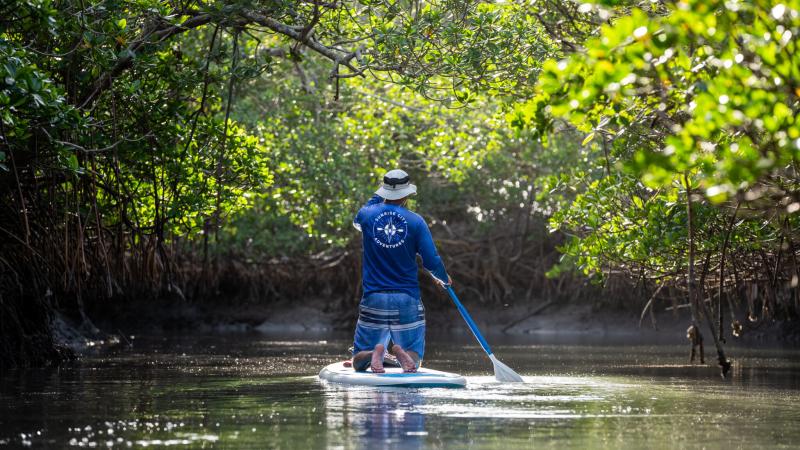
[353, 194, 448, 298]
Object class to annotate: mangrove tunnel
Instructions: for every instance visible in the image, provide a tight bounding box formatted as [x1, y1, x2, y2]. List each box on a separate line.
[2, 0, 800, 380]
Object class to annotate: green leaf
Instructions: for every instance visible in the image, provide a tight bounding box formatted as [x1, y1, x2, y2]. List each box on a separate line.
[67, 154, 78, 171]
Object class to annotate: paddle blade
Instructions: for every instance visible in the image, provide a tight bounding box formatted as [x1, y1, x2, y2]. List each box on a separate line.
[489, 354, 524, 383]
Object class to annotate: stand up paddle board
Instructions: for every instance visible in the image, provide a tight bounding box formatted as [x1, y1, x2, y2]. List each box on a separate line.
[319, 361, 466, 388]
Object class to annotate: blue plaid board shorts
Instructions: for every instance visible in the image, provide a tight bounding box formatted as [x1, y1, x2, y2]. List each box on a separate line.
[352, 291, 425, 365]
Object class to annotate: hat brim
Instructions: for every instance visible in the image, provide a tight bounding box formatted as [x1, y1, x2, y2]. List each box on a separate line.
[376, 184, 417, 200]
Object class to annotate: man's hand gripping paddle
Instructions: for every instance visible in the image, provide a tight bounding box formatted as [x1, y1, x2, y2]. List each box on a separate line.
[445, 285, 524, 383]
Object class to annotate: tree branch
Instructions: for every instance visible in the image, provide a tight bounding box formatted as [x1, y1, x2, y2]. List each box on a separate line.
[77, 8, 373, 110]
[78, 13, 214, 109]
[238, 9, 364, 77]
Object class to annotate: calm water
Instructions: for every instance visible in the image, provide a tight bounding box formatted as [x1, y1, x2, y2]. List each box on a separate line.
[1, 333, 799, 449]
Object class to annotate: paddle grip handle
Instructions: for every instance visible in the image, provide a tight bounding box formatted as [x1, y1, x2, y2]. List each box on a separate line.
[446, 286, 493, 356]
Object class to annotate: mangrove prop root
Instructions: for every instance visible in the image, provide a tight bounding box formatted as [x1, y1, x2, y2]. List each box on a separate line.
[687, 324, 705, 365]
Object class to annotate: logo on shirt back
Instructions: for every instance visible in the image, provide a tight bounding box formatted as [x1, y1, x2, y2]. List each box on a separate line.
[372, 211, 408, 249]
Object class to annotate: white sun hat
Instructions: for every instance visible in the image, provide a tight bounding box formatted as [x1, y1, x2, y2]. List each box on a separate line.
[375, 169, 417, 200]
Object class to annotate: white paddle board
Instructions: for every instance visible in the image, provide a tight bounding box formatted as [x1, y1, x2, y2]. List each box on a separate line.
[319, 361, 466, 388]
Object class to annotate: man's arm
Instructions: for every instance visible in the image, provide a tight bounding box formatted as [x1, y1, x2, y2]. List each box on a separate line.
[353, 194, 384, 232]
[417, 219, 450, 285]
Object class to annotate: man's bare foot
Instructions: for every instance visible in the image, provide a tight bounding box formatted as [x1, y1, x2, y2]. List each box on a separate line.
[392, 344, 418, 373]
[371, 343, 385, 373]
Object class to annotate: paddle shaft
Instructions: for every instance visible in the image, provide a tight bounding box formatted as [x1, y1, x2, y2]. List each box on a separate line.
[446, 286, 493, 356]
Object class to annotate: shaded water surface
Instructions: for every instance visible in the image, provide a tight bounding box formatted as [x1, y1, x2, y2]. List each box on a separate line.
[1, 333, 800, 448]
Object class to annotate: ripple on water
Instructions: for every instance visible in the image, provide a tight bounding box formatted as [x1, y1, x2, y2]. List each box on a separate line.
[321, 375, 635, 420]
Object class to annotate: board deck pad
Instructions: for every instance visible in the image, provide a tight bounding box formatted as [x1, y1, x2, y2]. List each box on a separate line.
[319, 361, 467, 388]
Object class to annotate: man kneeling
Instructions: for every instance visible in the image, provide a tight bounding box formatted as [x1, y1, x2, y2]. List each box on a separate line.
[351, 169, 451, 373]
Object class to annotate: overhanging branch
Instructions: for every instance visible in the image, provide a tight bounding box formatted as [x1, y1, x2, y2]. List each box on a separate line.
[237, 9, 365, 77]
[78, 13, 214, 109]
[77, 8, 376, 110]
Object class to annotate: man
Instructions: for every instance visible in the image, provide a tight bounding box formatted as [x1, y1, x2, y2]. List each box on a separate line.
[351, 169, 451, 373]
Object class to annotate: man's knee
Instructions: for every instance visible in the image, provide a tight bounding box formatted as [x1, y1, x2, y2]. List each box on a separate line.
[352, 351, 371, 372]
[407, 350, 419, 360]
[407, 350, 421, 368]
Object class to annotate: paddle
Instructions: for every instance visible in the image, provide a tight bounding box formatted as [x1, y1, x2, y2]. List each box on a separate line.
[445, 285, 524, 383]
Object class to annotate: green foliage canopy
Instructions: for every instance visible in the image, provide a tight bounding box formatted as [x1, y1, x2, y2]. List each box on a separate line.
[508, 0, 800, 287]
[524, 0, 799, 201]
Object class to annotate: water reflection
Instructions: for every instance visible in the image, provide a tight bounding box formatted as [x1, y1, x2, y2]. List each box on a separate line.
[323, 385, 428, 449]
[319, 375, 651, 448]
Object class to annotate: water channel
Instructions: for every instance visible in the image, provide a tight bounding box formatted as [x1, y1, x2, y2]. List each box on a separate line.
[1, 332, 799, 448]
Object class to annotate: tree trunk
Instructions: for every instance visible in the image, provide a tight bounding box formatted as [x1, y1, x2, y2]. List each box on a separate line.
[684, 173, 703, 363]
